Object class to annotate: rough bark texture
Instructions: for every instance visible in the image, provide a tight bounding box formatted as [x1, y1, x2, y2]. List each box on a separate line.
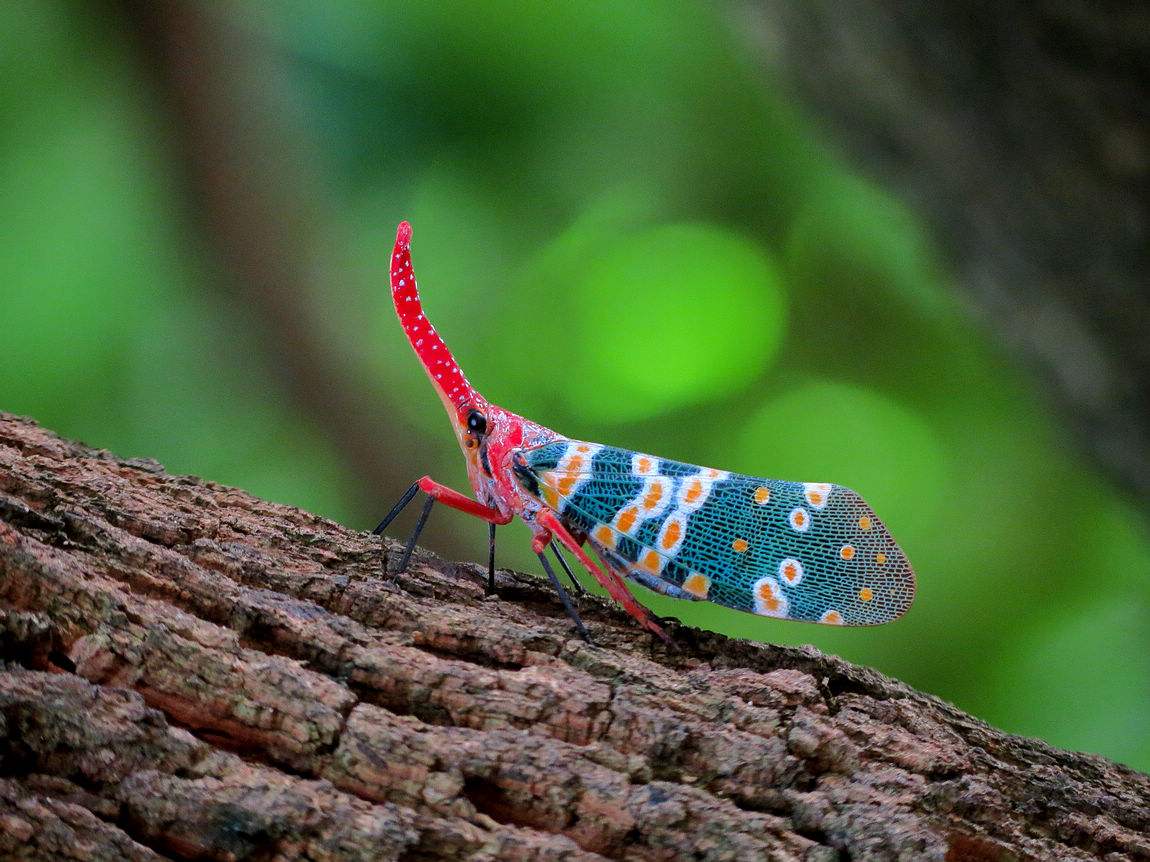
[0, 413, 1147, 862]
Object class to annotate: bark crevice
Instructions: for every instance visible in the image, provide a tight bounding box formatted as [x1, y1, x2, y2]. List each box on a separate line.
[1, 414, 1147, 861]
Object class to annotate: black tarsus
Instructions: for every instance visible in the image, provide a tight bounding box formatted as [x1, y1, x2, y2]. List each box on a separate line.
[549, 541, 585, 595]
[375, 484, 587, 634]
[487, 522, 497, 594]
[537, 551, 591, 643]
[372, 481, 420, 535]
[396, 495, 435, 574]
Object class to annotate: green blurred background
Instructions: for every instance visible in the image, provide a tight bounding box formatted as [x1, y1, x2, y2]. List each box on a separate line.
[3, 3, 1147, 771]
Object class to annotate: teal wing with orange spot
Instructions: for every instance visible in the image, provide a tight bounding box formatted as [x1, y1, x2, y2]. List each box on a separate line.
[514, 440, 915, 626]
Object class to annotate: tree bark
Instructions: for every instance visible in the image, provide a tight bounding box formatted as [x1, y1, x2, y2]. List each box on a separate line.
[0, 413, 1146, 861]
[734, 0, 1150, 505]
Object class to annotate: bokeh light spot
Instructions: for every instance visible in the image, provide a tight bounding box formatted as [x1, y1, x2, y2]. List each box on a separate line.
[564, 223, 786, 421]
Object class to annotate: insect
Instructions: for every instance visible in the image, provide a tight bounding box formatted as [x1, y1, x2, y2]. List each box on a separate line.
[375, 221, 915, 643]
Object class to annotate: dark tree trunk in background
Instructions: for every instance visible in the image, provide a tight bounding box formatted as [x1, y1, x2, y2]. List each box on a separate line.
[1, 413, 1147, 860]
[107, 0, 1150, 527]
[736, 1, 1150, 504]
[106, 0, 429, 529]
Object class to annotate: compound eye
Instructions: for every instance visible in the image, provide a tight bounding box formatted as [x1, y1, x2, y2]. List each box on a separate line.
[466, 410, 487, 436]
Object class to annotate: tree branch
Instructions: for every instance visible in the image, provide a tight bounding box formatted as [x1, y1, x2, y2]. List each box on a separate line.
[1, 413, 1147, 860]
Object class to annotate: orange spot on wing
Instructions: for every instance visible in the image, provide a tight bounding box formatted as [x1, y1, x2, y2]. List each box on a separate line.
[642, 481, 664, 510]
[593, 525, 615, 548]
[732, 538, 749, 553]
[640, 549, 661, 573]
[859, 587, 874, 602]
[661, 520, 682, 550]
[753, 486, 771, 505]
[806, 490, 824, 506]
[683, 573, 709, 597]
[543, 487, 559, 509]
[685, 479, 703, 503]
[557, 456, 584, 494]
[616, 507, 638, 533]
[757, 582, 782, 611]
[858, 515, 872, 531]
[637, 456, 652, 474]
[875, 552, 888, 565]
[823, 610, 843, 625]
[782, 561, 799, 582]
[840, 545, 856, 561]
[576, 444, 591, 453]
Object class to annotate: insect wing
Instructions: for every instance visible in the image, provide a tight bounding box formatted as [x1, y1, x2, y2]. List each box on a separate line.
[520, 440, 915, 626]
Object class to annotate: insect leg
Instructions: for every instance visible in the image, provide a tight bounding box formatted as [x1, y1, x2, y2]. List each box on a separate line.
[372, 480, 420, 534]
[415, 476, 511, 584]
[396, 495, 435, 573]
[536, 550, 591, 643]
[376, 476, 512, 577]
[417, 476, 513, 524]
[550, 541, 586, 595]
[487, 522, 497, 595]
[536, 510, 670, 644]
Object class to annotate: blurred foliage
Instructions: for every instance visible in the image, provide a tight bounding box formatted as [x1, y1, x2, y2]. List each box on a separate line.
[2, 1, 1147, 771]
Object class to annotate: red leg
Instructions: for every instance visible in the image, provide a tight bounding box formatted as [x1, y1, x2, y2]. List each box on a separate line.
[417, 476, 512, 524]
[376, 476, 512, 577]
[530, 528, 552, 555]
[536, 510, 670, 644]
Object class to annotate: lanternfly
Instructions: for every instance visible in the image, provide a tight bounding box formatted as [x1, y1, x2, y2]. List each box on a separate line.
[374, 222, 915, 643]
